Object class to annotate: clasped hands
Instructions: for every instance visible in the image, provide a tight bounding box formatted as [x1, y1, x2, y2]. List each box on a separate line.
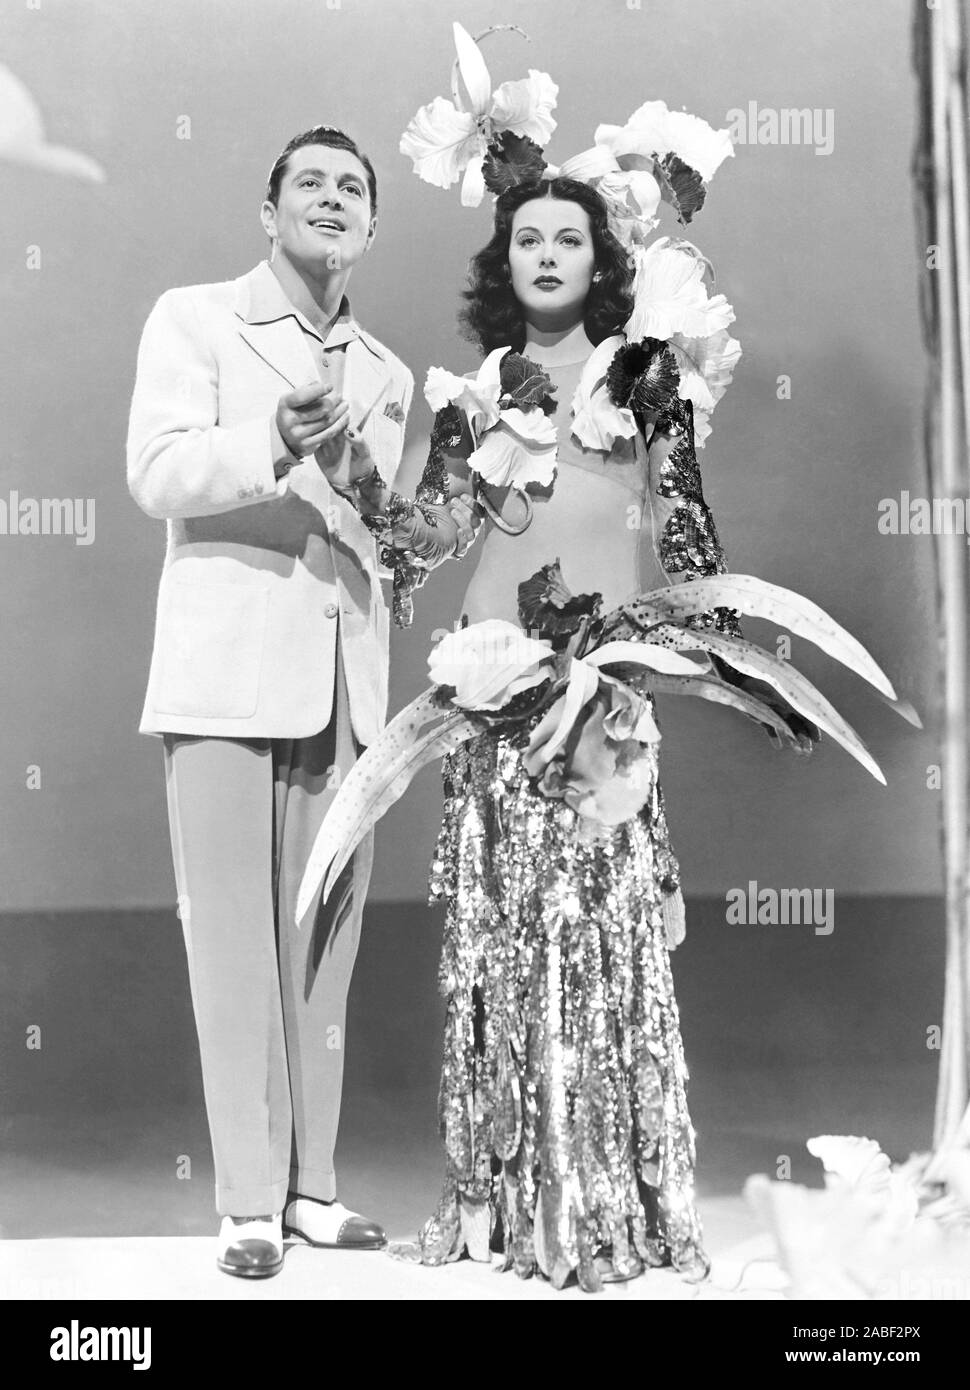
[275, 379, 481, 558]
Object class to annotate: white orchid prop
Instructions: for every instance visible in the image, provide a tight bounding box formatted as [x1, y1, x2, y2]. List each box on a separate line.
[296, 567, 916, 924]
[424, 346, 558, 491]
[556, 99, 735, 246]
[622, 237, 743, 446]
[744, 1134, 970, 1299]
[400, 22, 557, 207]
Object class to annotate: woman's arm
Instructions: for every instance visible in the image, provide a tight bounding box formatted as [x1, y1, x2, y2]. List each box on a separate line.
[327, 404, 482, 627]
[644, 400, 818, 750]
[643, 396, 742, 637]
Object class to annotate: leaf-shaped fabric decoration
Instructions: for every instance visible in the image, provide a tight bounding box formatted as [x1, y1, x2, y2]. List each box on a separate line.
[605, 338, 679, 415]
[606, 573, 898, 702]
[633, 671, 801, 746]
[296, 691, 477, 921]
[482, 130, 548, 196]
[654, 151, 708, 225]
[631, 346, 680, 415]
[517, 559, 603, 639]
[663, 626, 887, 783]
[585, 639, 704, 676]
[498, 350, 557, 408]
[324, 715, 477, 907]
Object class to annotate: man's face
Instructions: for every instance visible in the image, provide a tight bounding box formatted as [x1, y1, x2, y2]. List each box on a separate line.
[261, 143, 376, 272]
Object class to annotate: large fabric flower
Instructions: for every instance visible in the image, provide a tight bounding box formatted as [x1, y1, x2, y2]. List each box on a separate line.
[625, 236, 736, 342]
[557, 99, 733, 236]
[569, 334, 639, 452]
[523, 678, 660, 825]
[426, 347, 558, 490]
[595, 100, 735, 185]
[667, 326, 742, 414]
[468, 407, 558, 490]
[556, 145, 662, 248]
[424, 346, 506, 435]
[400, 23, 557, 207]
[428, 619, 554, 710]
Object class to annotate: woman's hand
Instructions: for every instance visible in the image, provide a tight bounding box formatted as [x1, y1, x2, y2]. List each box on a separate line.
[315, 430, 379, 496]
[711, 655, 820, 754]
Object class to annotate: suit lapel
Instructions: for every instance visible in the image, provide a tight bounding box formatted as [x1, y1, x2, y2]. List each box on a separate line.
[345, 337, 390, 430]
[231, 263, 394, 418]
[233, 263, 321, 388]
[237, 318, 320, 390]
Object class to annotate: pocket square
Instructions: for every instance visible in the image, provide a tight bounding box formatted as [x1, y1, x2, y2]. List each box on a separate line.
[383, 401, 406, 426]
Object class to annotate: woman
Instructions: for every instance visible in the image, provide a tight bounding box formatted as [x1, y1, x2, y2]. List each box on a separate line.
[318, 173, 813, 1292]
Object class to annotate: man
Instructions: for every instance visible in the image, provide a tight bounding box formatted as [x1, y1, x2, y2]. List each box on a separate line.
[127, 126, 455, 1278]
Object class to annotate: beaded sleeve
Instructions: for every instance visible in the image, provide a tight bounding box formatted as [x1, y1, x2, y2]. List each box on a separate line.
[649, 396, 743, 639]
[363, 403, 468, 629]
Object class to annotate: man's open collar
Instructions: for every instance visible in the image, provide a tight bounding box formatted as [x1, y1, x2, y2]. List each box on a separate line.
[236, 260, 385, 361]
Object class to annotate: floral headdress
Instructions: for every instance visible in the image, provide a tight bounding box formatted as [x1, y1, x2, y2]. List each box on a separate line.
[400, 23, 734, 238]
[400, 23, 742, 449]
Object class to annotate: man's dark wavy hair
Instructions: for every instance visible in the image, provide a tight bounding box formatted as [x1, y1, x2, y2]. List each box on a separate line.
[459, 176, 634, 355]
[266, 125, 377, 215]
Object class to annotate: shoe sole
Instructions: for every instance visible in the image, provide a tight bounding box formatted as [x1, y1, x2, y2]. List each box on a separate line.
[216, 1258, 283, 1279]
[283, 1225, 386, 1251]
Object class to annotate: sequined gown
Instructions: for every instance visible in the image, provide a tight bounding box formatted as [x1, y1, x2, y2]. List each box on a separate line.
[380, 352, 740, 1292]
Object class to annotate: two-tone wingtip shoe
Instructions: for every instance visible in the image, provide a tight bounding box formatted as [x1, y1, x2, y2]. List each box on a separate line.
[216, 1214, 284, 1278]
[282, 1196, 386, 1250]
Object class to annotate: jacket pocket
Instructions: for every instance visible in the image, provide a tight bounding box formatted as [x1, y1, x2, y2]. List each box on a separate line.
[154, 578, 269, 718]
[369, 412, 405, 484]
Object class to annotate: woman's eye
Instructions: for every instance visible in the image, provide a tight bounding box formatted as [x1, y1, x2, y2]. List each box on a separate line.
[517, 236, 538, 247]
[560, 236, 581, 247]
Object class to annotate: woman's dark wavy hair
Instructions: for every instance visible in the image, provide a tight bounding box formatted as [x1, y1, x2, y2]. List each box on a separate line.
[459, 176, 634, 355]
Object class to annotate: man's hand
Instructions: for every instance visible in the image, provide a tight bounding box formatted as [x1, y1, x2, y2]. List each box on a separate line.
[276, 380, 350, 459]
[448, 492, 483, 558]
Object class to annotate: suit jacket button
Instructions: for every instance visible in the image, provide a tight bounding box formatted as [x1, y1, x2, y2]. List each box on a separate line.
[255, 482, 264, 495]
[325, 602, 338, 618]
[237, 488, 247, 499]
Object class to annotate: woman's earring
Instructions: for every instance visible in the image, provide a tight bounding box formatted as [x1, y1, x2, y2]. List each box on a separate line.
[593, 271, 603, 282]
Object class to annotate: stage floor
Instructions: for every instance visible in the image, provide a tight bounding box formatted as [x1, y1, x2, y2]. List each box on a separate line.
[0, 897, 941, 1298]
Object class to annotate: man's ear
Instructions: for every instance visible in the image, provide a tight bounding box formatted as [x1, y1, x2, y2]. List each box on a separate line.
[260, 199, 278, 241]
[364, 213, 378, 252]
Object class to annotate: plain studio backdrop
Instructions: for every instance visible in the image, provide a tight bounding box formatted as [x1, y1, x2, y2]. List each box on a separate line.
[0, 0, 948, 1247]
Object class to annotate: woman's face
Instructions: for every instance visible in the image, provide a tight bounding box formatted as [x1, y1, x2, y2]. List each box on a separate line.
[508, 197, 596, 329]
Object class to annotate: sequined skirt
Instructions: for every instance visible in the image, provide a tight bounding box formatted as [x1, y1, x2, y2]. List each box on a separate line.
[399, 719, 710, 1293]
